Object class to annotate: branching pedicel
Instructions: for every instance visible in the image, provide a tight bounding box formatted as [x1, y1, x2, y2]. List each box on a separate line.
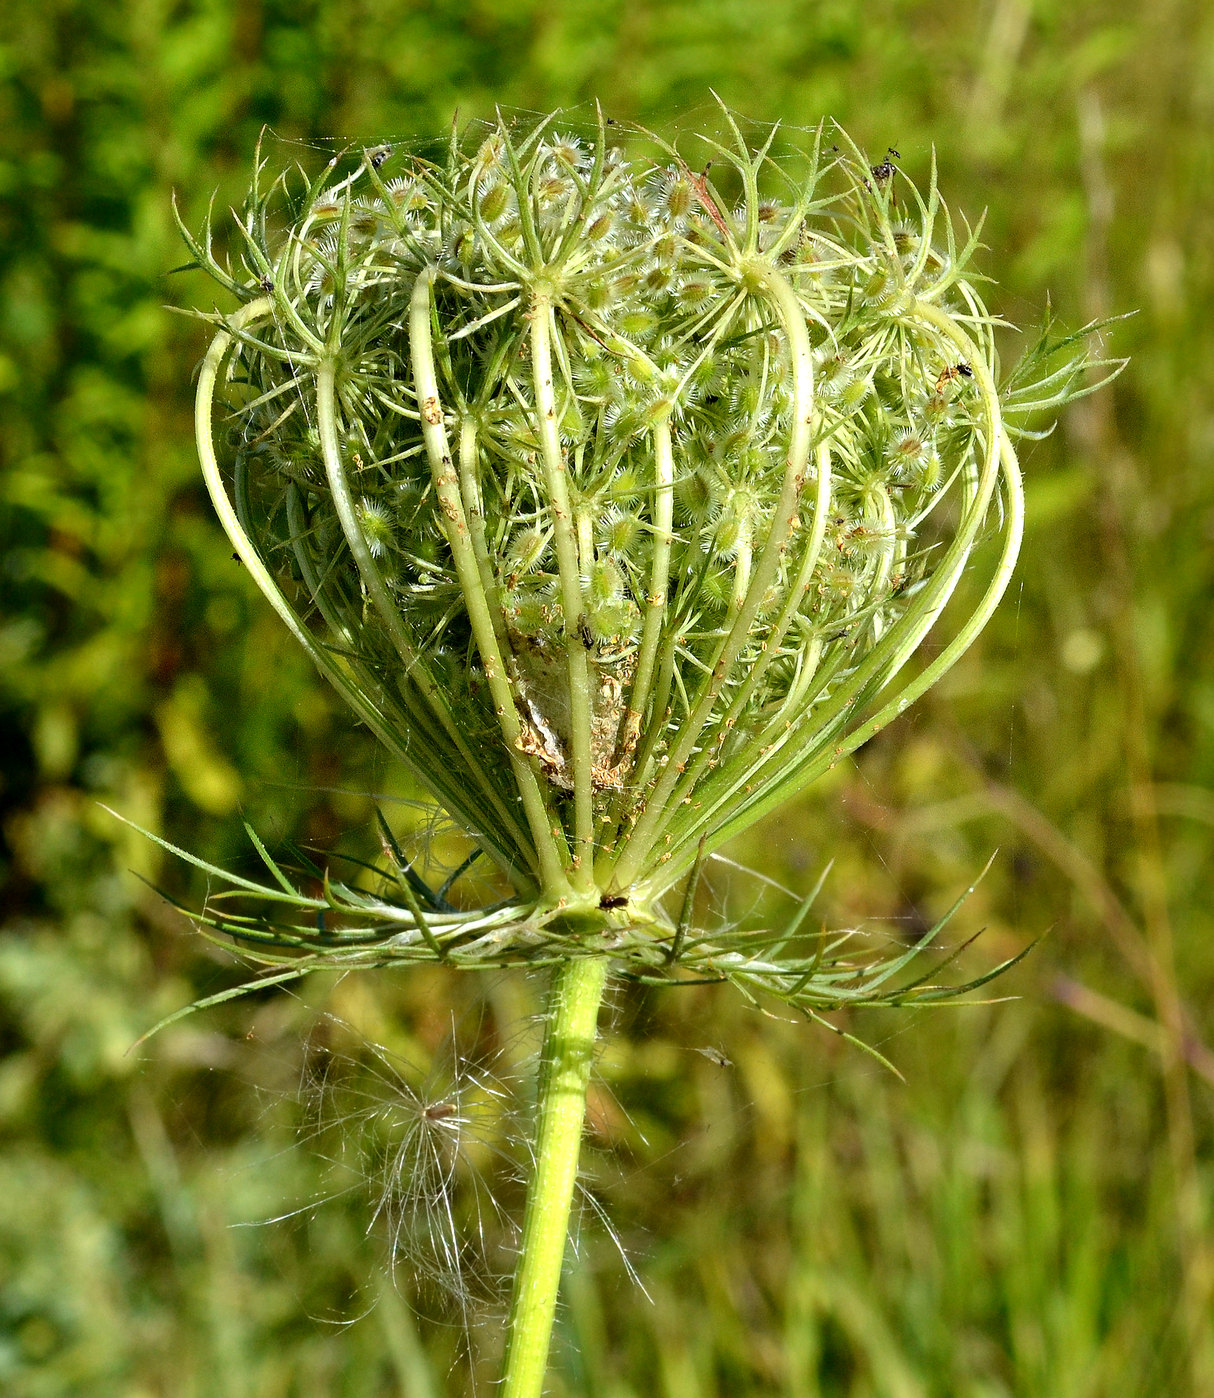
[166, 107, 1120, 1397]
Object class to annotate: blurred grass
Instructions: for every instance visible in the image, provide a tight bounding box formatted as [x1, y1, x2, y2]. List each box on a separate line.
[2, 0, 1213, 1393]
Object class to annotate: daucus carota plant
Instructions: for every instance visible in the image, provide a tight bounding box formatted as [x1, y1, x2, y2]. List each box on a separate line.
[165, 107, 1118, 1395]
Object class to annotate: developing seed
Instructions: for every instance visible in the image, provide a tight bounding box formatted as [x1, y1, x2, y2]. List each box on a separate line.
[479, 180, 509, 222]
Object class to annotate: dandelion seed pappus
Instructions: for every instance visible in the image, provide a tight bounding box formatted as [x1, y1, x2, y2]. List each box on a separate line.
[285, 1014, 524, 1319]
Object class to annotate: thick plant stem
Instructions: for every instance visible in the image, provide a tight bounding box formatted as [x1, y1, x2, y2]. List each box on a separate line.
[501, 954, 609, 1398]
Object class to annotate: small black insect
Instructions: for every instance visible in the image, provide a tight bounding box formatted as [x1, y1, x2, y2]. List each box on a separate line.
[367, 144, 392, 170]
[871, 147, 900, 183]
[259, 274, 274, 294]
[935, 361, 974, 393]
[599, 893, 628, 910]
[577, 615, 595, 650]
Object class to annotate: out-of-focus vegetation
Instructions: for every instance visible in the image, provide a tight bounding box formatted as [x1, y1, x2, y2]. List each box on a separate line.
[1, 1, 1211, 1394]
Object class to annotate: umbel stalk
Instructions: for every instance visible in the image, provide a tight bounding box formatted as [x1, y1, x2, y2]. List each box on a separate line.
[501, 955, 609, 1398]
[163, 104, 1122, 1396]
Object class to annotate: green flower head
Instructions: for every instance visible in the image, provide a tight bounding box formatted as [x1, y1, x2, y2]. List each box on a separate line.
[174, 106, 1118, 1012]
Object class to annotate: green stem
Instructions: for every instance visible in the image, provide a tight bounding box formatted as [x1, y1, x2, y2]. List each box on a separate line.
[501, 953, 609, 1398]
[599, 412, 674, 864]
[660, 429, 1022, 896]
[530, 293, 596, 888]
[646, 301, 1016, 894]
[314, 357, 534, 870]
[408, 268, 571, 894]
[607, 261, 815, 891]
[196, 305, 531, 886]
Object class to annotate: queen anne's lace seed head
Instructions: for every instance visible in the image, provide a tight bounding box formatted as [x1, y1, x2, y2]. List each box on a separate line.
[180, 107, 1120, 1003]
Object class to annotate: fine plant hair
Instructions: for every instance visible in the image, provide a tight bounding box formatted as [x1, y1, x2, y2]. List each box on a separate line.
[140, 102, 1122, 1398]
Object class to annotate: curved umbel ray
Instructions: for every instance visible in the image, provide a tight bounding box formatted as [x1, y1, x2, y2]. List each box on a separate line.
[195, 299, 536, 890]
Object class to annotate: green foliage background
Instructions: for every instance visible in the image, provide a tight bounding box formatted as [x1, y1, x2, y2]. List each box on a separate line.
[2, 1, 1212, 1394]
